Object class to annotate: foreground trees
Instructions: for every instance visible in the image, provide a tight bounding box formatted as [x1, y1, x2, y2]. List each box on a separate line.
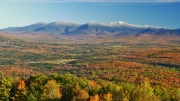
[0, 73, 179, 101]
[41, 80, 61, 101]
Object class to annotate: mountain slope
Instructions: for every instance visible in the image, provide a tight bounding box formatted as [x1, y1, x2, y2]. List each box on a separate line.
[33, 21, 81, 34]
[65, 21, 114, 35]
[0, 21, 81, 34]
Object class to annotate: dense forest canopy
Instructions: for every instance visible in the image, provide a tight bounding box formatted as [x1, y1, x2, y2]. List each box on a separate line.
[0, 73, 180, 101]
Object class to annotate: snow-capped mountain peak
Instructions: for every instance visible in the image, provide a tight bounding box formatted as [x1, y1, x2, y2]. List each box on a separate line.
[107, 22, 119, 26]
[32, 22, 46, 25]
[118, 21, 126, 25]
[107, 21, 140, 27]
[87, 21, 101, 25]
[50, 21, 80, 25]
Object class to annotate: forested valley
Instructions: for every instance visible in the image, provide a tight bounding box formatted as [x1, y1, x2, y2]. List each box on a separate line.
[0, 33, 179, 101]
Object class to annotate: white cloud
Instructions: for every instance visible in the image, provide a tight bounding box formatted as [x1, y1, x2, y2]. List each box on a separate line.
[2, 0, 180, 2]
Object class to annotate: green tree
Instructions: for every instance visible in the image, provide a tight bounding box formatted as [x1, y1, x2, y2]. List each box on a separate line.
[0, 77, 13, 101]
[30, 74, 48, 85]
[135, 79, 159, 101]
[27, 93, 37, 101]
[99, 82, 121, 101]
[26, 82, 42, 101]
[154, 86, 169, 101]
[170, 88, 180, 101]
[118, 83, 136, 101]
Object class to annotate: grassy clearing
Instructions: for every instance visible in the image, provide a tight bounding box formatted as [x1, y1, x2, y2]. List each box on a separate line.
[45, 59, 76, 64]
[110, 45, 123, 48]
[28, 59, 76, 64]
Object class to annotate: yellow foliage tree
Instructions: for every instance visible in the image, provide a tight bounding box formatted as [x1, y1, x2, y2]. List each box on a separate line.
[100, 92, 112, 101]
[89, 94, 100, 101]
[72, 82, 89, 101]
[41, 80, 61, 101]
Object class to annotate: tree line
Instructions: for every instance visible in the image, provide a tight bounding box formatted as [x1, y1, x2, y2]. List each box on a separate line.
[0, 73, 179, 101]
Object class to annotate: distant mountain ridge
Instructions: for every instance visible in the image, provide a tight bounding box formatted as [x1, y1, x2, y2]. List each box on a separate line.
[1, 21, 180, 36]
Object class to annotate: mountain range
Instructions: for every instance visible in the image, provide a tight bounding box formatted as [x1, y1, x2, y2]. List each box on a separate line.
[1, 21, 180, 36]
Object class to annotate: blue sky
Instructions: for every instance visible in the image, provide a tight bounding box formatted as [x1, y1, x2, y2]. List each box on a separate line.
[0, 0, 180, 29]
